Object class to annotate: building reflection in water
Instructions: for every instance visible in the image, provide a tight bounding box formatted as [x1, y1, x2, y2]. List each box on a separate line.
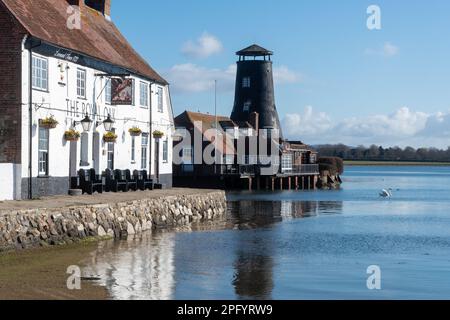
[81, 200, 342, 300]
[82, 231, 176, 300]
[228, 200, 343, 300]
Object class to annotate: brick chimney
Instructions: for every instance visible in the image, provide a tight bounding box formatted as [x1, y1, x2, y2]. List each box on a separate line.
[249, 112, 259, 134]
[67, 0, 111, 17]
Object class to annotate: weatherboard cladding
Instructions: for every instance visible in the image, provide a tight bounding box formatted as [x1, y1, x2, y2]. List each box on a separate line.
[1, 0, 167, 84]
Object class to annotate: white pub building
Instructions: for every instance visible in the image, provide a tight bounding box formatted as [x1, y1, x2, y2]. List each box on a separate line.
[0, 0, 174, 200]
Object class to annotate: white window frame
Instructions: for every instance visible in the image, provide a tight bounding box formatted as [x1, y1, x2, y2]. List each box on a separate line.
[140, 81, 149, 107]
[281, 154, 293, 173]
[242, 77, 251, 88]
[162, 139, 169, 163]
[32, 55, 48, 91]
[157, 87, 164, 113]
[77, 68, 86, 98]
[141, 133, 149, 169]
[105, 78, 112, 104]
[38, 126, 49, 176]
[131, 135, 136, 163]
[182, 146, 193, 164]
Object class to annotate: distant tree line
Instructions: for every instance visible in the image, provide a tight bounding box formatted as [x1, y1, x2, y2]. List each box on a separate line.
[314, 144, 450, 162]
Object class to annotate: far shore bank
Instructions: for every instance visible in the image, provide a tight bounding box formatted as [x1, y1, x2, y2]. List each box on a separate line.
[344, 160, 450, 166]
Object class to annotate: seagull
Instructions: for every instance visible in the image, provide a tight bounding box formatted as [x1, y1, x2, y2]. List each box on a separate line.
[379, 188, 393, 198]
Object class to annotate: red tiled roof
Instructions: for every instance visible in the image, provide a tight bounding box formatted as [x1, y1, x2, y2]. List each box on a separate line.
[1, 0, 167, 84]
[175, 111, 237, 155]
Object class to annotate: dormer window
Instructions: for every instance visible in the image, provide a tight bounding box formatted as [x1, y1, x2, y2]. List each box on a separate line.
[85, 0, 105, 14]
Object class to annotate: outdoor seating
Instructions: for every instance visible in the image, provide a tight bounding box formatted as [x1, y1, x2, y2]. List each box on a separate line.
[114, 169, 138, 192]
[104, 168, 127, 192]
[133, 170, 153, 191]
[78, 169, 104, 195]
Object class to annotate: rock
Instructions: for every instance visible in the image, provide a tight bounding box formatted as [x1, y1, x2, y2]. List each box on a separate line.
[127, 222, 135, 235]
[97, 226, 107, 237]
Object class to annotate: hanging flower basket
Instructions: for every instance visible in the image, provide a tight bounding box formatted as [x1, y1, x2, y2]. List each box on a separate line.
[129, 126, 142, 136]
[103, 132, 118, 143]
[39, 116, 59, 129]
[64, 129, 81, 142]
[152, 130, 164, 139]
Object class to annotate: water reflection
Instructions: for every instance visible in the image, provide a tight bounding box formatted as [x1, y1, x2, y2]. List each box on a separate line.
[228, 200, 342, 299]
[229, 200, 343, 226]
[82, 200, 343, 300]
[82, 231, 176, 300]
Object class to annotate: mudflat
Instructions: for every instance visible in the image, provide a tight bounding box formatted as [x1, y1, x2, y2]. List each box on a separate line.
[0, 241, 108, 300]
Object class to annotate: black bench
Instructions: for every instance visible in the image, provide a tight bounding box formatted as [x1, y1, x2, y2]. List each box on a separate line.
[78, 169, 104, 195]
[114, 169, 138, 192]
[133, 170, 153, 191]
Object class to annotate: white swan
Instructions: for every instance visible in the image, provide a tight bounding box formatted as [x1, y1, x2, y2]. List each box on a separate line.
[379, 189, 393, 198]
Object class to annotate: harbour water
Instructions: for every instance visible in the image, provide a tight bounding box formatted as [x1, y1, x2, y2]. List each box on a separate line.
[82, 166, 450, 300]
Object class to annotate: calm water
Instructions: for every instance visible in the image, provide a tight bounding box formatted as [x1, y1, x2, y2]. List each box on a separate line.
[82, 166, 450, 300]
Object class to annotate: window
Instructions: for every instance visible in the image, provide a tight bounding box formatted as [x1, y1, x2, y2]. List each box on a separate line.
[131, 136, 136, 162]
[105, 78, 112, 104]
[182, 147, 193, 172]
[80, 132, 89, 166]
[140, 82, 149, 107]
[38, 126, 49, 176]
[157, 87, 164, 112]
[224, 154, 234, 165]
[107, 129, 115, 170]
[141, 133, 149, 169]
[282, 154, 293, 173]
[242, 77, 251, 88]
[162, 139, 168, 163]
[243, 100, 251, 112]
[32, 55, 48, 91]
[77, 68, 86, 98]
[182, 147, 193, 164]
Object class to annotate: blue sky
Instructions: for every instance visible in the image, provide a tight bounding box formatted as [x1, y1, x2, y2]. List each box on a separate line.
[112, 0, 450, 148]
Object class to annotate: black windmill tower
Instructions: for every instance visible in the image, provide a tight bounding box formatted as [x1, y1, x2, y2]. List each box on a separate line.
[230, 44, 283, 139]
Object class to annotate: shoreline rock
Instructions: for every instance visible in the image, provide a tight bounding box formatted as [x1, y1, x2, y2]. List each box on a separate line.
[0, 191, 226, 252]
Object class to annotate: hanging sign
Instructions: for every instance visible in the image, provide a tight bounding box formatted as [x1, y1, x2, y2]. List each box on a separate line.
[111, 78, 133, 105]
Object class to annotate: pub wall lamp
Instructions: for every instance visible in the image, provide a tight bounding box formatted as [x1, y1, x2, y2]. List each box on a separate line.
[73, 113, 115, 132]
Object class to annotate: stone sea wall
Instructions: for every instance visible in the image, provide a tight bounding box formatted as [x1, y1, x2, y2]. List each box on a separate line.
[0, 191, 226, 251]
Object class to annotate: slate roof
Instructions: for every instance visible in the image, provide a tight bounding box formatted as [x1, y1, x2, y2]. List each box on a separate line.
[236, 44, 273, 56]
[1, 0, 167, 84]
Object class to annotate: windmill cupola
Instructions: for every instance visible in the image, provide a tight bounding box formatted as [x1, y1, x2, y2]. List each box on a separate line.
[231, 44, 283, 138]
[236, 44, 273, 61]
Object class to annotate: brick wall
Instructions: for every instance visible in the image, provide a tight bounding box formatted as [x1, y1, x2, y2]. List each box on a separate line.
[0, 2, 26, 164]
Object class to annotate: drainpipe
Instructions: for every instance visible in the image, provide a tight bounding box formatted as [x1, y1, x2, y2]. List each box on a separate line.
[149, 81, 155, 177]
[26, 37, 42, 199]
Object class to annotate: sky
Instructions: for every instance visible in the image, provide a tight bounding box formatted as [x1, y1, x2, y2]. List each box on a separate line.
[112, 0, 450, 148]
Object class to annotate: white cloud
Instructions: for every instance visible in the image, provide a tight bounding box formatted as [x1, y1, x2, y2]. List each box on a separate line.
[365, 42, 399, 57]
[165, 64, 300, 93]
[273, 66, 301, 84]
[282, 106, 450, 148]
[182, 32, 223, 59]
[165, 63, 235, 93]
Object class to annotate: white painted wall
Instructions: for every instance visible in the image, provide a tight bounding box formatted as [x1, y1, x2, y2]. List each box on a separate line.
[15, 44, 174, 198]
[0, 163, 21, 200]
